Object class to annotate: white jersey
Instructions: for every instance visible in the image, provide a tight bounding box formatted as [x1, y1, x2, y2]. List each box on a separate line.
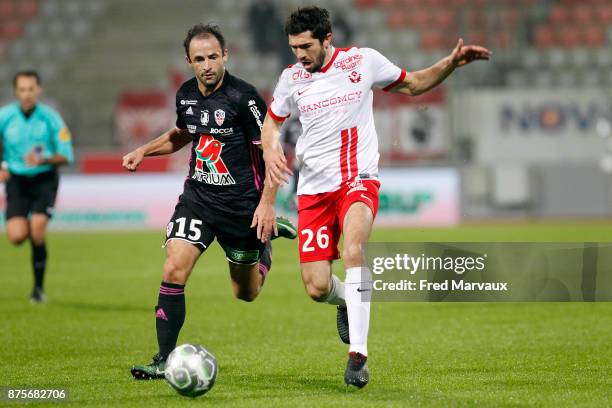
[269, 47, 405, 195]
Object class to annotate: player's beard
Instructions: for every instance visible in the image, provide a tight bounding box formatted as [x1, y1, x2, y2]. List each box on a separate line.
[304, 48, 327, 73]
[199, 69, 224, 91]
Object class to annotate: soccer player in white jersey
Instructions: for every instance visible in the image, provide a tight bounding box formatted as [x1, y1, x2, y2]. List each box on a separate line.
[259, 6, 491, 388]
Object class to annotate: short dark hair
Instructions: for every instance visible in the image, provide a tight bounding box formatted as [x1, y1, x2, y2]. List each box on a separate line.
[13, 70, 41, 87]
[183, 23, 226, 58]
[284, 6, 332, 43]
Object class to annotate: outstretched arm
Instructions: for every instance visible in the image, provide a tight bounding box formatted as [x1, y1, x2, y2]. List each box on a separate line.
[122, 127, 192, 172]
[391, 39, 491, 96]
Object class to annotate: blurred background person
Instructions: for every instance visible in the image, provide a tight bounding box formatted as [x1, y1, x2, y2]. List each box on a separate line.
[246, 0, 295, 69]
[246, 0, 283, 56]
[0, 70, 74, 303]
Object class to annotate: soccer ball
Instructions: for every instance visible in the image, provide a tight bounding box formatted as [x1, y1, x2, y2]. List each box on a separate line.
[164, 344, 218, 397]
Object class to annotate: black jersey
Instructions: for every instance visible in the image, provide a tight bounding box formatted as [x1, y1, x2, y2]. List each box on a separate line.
[175, 72, 267, 216]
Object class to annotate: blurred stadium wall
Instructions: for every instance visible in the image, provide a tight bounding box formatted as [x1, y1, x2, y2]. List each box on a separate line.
[1, 0, 612, 229]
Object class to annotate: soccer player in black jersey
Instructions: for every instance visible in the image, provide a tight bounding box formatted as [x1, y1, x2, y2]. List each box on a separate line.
[122, 24, 297, 379]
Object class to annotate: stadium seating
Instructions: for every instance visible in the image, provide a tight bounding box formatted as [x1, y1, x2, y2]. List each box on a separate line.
[0, 0, 104, 103]
[0, 0, 39, 41]
[349, 0, 612, 88]
[0, 0, 40, 89]
[0, 0, 39, 38]
[3, 0, 611, 152]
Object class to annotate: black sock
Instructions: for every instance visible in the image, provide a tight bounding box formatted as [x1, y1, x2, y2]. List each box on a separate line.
[31, 242, 47, 290]
[259, 242, 272, 282]
[156, 281, 186, 360]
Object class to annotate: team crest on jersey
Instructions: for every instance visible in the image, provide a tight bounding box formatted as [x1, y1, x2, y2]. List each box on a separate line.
[192, 134, 236, 186]
[214, 109, 225, 126]
[349, 71, 362, 83]
[200, 110, 209, 126]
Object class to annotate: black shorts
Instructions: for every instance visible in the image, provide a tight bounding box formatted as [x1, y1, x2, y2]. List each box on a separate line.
[5, 170, 59, 220]
[164, 200, 265, 264]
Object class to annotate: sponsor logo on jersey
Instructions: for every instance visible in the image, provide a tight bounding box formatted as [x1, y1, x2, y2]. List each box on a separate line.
[214, 109, 225, 126]
[59, 127, 72, 142]
[186, 106, 193, 115]
[181, 100, 198, 105]
[349, 71, 362, 83]
[210, 127, 234, 135]
[200, 110, 209, 126]
[291, 69, 312, 81]
[226, 248, 260, 264]
[248, 101, 263, 130]
[360, 194, 374, 205]
[334, 54, 363, 71]
[187, 124, 197, 134]
[297, 86, 311, 96]
[347, 179, 368, 195]
[193, 134, 236, 186]
[299, 91, 364, 115]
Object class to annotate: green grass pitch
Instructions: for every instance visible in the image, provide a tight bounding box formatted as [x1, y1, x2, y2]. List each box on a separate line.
[1, 222, 611, 407]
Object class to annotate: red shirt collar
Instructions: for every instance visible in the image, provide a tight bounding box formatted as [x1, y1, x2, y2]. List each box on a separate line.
[320, 47, 340, 73]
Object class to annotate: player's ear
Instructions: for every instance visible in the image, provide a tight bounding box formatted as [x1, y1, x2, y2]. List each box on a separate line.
[222, 48, 229, 62]
[323, 32, 333, 49]
[185, 55, 192, 64]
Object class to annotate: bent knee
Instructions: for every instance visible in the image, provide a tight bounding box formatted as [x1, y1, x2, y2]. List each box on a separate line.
[235, 291, 258, 302]
[305, 282, 329, 302]
[7, 231, 28, 245]
[233, 285, 259, 302]
[163, 258, 189, 284]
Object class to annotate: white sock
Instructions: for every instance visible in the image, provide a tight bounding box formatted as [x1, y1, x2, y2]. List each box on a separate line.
[345, 266, 372, 356]
[323, 274, 345, 306]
